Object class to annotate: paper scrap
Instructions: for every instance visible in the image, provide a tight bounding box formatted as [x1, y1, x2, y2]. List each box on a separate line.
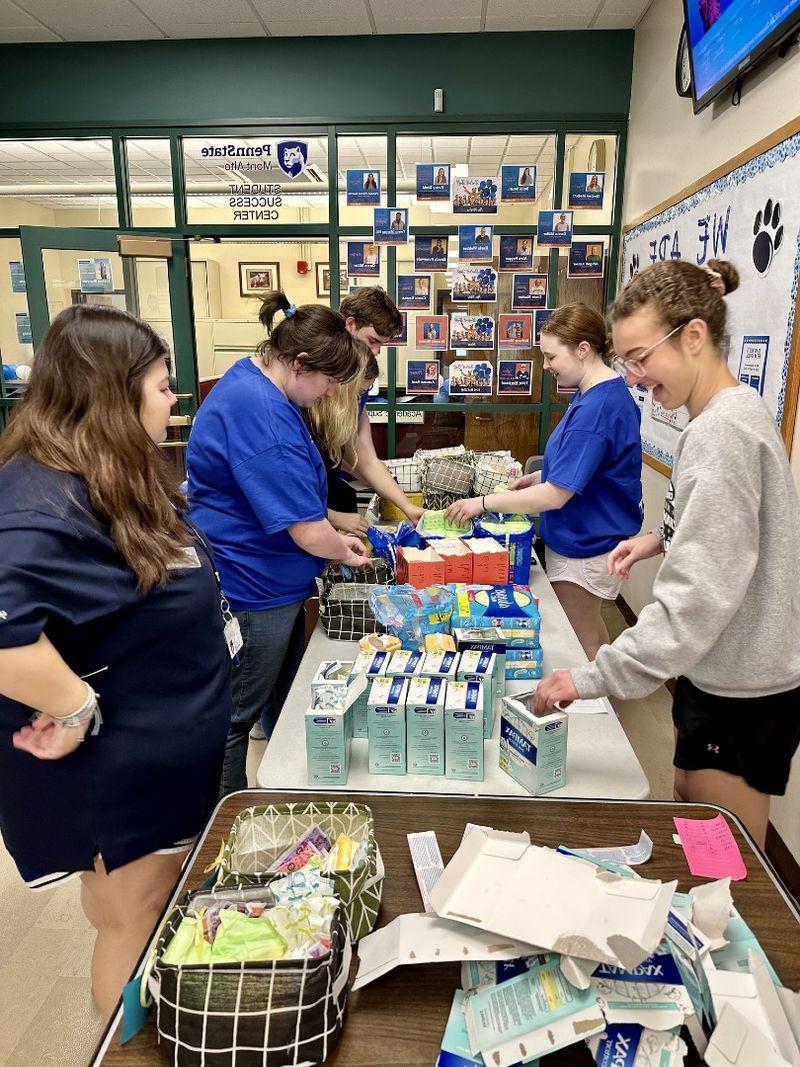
[706, 1003, 792, 1067]
[690, 878, 733, 941]
[673, 813, 747, 880]
[562, 697, 608, 714]
[564, 829, 653, 868]
[407, 831, 444, 913]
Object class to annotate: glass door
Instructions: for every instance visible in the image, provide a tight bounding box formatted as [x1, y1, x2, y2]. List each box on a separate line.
[18, 226, 197, 460]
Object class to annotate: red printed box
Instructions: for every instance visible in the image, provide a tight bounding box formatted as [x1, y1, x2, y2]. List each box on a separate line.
[463, 538, 509, 585]
[397, 546, 446, 588]
[434, 539, 474, 583]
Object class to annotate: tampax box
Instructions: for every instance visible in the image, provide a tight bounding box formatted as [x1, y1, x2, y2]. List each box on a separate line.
[457, 649, 497, 739]
[386, 648, 425, 679]
[434, 539, 474, 584]
[462, 538, 509, 585]
[499, 691, 567, 795]
[367, 675, 408, 775]
[453, 626, 507, 705]
[406, 675, 446, 776]
[396, 546, 445, 588]
[445, 679, 485, 781]
[349, 650, 390, 738]
[304, 707, 350, 786]
[421, 649, 460, 681]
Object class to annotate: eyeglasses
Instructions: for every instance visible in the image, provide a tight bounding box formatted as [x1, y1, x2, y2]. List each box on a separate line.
[611, 323, 685, 380]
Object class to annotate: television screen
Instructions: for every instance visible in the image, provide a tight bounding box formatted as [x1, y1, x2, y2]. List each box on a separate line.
[685, 0, 800, 111]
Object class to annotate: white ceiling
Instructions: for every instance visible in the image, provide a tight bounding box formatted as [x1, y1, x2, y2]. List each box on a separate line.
[0, 0, 652, 42]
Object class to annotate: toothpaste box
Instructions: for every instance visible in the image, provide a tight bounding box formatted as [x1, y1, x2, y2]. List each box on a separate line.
[405, 676, 445, 776]
[504, 647, 544, 679]
[349, 650, 391, 738]
[386, 648, 425, 679]
[367, 675, 408, 775]
[304, 707, 350, 786]
[457, 649, 497, 739]
[445, 680, 485, 781]
[499, 692, 567, 795]
[421, 649, 460, 681]
[453, 626, 508, 706]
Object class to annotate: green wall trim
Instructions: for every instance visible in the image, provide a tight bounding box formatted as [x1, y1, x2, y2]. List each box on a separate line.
[0, 30, 633, 129]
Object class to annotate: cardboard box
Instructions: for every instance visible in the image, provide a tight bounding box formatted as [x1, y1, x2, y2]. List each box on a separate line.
[349, 650, 391, 738]
[457, 649, 497, 739]
[428, 830, 677, 971]
[421, 649, 459, 681]
[499, 693, 567, 795]
[462, 538, 509, 584]
[310, 659, 365, 714]
[505, 650, 543, 680]
[500, 628, 541, 649]
[386, 648, 425, 679]
[434, 538, 473, 583]
[304, 707, 349, 786]
[396, 546, 445, 588]
[367, 675, 408, 775]
[453, 626, 507, 705]
[405, 675, 446, 775]
[444, 679, 484, 781]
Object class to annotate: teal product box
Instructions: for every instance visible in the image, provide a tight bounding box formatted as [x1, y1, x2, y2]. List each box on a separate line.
[453, 625, 508, 705]
[304, 707, 350, 786]
[505, 647, 544, 679]
[457, 649, 497, 738]
[367, 675, 408, 775]
[405, 675, 445, 776]
[449, 584, 541, 640]
[500, 629, 541, 650]
[421, 649, 460, 681]
[445, 679, 485, 781]
[386, 648, 425, 679]
[499, 692, 567, 795]
[349, 650, 390, 738]
[506, 647, 544, 661]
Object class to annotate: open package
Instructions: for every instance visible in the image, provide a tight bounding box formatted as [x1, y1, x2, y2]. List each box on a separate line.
[215, 802, 384, 942]
[369, 583, 455, 648]
[147, 882, 351, 1067]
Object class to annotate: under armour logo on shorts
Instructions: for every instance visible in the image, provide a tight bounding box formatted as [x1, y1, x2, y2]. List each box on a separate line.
[706, 743, 720, 754]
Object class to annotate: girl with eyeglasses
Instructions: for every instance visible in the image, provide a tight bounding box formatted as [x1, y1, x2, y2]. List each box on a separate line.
[535, 258, 800, 847]
[447, 303, 643, 659]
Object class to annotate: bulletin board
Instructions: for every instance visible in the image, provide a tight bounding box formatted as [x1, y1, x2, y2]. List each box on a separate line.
[621, 116, 800, 475]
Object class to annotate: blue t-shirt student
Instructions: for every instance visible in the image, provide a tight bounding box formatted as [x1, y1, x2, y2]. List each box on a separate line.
[187, 357, 328, 611]
[539, 375, 643, 558]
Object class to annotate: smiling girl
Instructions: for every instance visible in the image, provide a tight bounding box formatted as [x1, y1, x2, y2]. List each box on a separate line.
[446, 303, 643, 658]
[534, 259, 800, 846]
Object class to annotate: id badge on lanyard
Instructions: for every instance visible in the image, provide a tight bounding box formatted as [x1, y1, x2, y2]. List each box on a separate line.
[180, 511, 243, 660]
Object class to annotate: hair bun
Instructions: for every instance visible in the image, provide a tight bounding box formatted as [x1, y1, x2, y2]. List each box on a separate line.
[706, 259, 739, 295]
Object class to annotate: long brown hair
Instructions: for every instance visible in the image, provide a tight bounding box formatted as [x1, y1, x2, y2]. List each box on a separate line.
[256, 290, 364, 382]
[540, 303, 612, 364]
[0, 304, 189, 591]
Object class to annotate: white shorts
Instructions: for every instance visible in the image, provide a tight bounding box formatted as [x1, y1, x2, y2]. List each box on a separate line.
[545, 546, 622, 601]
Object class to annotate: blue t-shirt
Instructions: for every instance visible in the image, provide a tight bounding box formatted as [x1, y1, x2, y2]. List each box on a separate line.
[539, 375, 643, 558]
[187, 358, 328, 611]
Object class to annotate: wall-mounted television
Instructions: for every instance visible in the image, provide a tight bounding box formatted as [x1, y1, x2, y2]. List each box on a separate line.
[683, 0, 800, 112]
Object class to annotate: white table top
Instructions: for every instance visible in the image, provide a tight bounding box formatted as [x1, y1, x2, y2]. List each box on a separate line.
[257, 564, 650, 800]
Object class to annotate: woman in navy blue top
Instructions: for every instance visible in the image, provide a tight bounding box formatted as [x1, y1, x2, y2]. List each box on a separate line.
[0, 305, 232, 1019]
[447, 304, 643, 659]
[187, 292, 370, 794]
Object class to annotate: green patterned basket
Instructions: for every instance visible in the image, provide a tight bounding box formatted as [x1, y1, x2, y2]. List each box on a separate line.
[215, 802, 384, 942]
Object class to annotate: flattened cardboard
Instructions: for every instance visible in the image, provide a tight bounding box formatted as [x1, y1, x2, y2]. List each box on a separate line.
[705, 1003, 792, 1067]
[428, 830, 676, 970]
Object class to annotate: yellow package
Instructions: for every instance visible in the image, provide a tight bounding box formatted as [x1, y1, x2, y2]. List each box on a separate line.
[359, 632, 402, 655]
[424, 632, 456, 653]
[328, 833, 356, 872]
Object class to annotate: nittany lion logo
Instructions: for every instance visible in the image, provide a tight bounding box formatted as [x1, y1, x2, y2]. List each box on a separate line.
[277, 140, 308, 178]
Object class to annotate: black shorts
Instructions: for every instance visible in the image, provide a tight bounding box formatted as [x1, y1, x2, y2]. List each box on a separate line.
[672, 676, 800, 796]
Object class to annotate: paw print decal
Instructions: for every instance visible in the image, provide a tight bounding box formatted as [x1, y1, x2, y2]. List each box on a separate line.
[628, 253, 640, 280]
[752, 199, 783, 276]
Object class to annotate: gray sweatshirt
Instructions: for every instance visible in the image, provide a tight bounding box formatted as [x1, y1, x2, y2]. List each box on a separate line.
[572, 385, 800, 700]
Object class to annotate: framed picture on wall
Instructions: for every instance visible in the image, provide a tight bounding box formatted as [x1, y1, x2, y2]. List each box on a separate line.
[239, 262, 280, 297]
[316, 263, 349, 298]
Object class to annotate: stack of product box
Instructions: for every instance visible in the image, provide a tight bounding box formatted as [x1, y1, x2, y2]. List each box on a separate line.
[397, 537, 510, 587]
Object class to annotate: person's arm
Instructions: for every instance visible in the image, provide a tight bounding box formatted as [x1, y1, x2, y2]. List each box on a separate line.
[288, 519, 369, 566]
[560, 464, 760, 703]
[328, 508, 369, 536]
[446, 481, 572, 524]
[349, 410, 424, 523]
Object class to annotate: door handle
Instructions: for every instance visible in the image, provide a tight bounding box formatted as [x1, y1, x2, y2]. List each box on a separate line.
[473, 415, 491, 422]
[168, 414, 192, 426]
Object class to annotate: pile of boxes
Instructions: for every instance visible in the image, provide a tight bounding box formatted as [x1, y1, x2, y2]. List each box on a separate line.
[397, 538, 511, 588]
[305, 614, 567, 794]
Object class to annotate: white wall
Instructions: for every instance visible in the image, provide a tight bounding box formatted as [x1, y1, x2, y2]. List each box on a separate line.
[624, 0, 800, 860]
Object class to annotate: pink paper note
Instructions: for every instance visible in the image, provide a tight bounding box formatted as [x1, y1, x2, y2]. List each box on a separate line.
[673, 813, 747, 880]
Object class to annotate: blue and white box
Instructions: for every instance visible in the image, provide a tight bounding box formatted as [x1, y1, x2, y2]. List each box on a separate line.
[406, 676, 445, 776]
[349, 650, 391, 737]
[305, 707, 350, 786]
[500, 692, 567, 795]
[421, 649, 460, 681]
[367, 675, 408, 775]
[457, 650, 497, 739]
[445, 680, 485, 781]
[505, 646, 544, 679]
[453, 626, 507, 705]
[387, 648, 425, 679]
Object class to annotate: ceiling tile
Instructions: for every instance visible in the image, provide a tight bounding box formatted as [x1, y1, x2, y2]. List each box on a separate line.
[134, 0, 258, 21]
[163, 22, 264, 37]
[487, 0, 598, 15]
[592, 10, 637, 27]
[372, 16, 482, 31]
[368, 0, 481, 14]
[483, 14, 591, 29]
[0, 25, 60, 39]
[252, 0, 368, 19]
[265, 18, 371, 34]
[16, 0, 159, 31]
[0, 0, 43, 27]
[58, 24, 165, 39]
